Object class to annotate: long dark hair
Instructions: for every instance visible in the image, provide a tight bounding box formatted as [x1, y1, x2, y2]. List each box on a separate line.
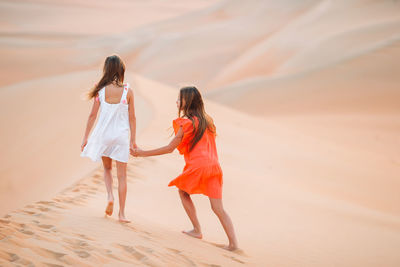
[178, 86, 216, 151]
[88, 55, 125, 99]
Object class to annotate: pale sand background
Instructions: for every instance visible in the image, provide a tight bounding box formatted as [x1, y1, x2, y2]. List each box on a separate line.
[1, 0, 400, 266]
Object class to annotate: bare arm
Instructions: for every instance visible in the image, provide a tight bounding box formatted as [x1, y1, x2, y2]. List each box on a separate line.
[81, 97, 100, 151]
[134, 127, 184, 157]
[127, 88, 137, 149]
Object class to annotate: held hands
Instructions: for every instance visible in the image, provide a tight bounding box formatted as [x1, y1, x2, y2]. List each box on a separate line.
[130, 141, 137, 152]
[130, 142, 144, 157]
[130, 146, 144, 157]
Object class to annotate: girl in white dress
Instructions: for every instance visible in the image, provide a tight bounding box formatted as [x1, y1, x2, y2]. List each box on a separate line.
[80, 55, 136, 223]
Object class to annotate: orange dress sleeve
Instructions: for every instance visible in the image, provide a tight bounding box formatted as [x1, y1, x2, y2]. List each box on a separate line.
[173, 118, 194, 155]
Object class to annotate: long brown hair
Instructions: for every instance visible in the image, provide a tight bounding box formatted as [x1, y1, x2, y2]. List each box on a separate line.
[178, 86, 216, 151]
[88, 55, 126, 99]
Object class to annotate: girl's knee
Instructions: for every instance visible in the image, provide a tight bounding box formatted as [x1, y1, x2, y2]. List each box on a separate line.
[210, 201, 224, 215]
[212, 207, 224, 216]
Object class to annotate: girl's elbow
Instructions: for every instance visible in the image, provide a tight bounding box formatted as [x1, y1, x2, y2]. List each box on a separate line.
[167, 146, 175, 153]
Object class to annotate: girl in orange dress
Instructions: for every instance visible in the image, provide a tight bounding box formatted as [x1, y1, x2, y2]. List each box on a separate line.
[132, 86, 238, 251]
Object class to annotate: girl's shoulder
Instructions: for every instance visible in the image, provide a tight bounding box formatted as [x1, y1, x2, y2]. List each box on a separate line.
[173, 117, 190, 125]
[173, 116, 198, 124]
[123, 82, 134, 94]
[172, 117, 194, 133]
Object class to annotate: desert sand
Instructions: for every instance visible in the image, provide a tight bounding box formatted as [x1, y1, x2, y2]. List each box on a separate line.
[1, 0, 400, 266]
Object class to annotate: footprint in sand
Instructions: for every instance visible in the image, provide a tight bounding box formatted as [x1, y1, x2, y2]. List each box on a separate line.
[21, 210, 36, 215]
[166, 248, 197, 266]
[31, 247, 87, 266]
[43, 263, 64, 267]
[0, 251, 19, 262]
[0, 251, 33, 266]
[120, 223, 138, 232]
[222, 254, 246, 264]
[136, 245, 154, 254]
[115, 243, 163, 266]
[73, 233, 95, 241]
[74, 250, 90, 258]
[32, 247, 67, 260]
[0, 219, 10, 225]
[18, 229, 35, 236]
[36, 206, 51, 212]
[37, 201, 55, 206]
[63, 237, 91, 251]
[38, 224, 54, 229]
[91, 178, 102, 184]
[35, 201, 67, 211]
[116, 244, 147, 261]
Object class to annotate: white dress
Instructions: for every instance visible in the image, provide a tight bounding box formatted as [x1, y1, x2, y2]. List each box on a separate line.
[81, 83, 131, 163]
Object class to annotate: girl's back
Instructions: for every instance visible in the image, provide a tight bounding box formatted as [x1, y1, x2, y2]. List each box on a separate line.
[104, 84, 126, 104]
[81, 83, 130, 163]
[173, 117, 219, 166]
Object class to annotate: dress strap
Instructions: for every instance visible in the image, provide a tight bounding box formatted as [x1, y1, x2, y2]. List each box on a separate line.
[120, 83, 129, 104]
[99, 87, 106, 102]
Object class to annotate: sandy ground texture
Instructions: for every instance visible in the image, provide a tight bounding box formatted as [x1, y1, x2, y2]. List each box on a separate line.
[1, 0, 400, 266]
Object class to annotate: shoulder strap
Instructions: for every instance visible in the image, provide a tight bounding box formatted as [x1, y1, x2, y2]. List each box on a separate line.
[120, 83, 129, 103]
[99, 87, 106, 102]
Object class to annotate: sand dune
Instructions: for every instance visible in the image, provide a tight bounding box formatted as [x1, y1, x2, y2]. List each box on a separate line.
[206, 39, 400, 115]
[0, 0, 215, 86]
[2, 75, 400, 266]
[112, 0, 400, 91]
[129, 76, 400, 266]
[0, 158, 248, 266]
[1, 0, 400, 266]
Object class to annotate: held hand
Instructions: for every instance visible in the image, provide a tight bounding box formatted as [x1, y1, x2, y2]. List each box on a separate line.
[130, 141, 137, 152]
[131, 147, 144, 157]
[130, 142, 137, 155]
[81, 139, 88, 152]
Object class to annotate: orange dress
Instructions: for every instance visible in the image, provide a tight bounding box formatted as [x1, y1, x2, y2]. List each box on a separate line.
[168, 117, 223, 199]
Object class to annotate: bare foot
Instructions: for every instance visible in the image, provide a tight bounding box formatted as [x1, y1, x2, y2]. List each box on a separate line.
[118, 212, 131, 223]
[213, 243, 240, 253]
[223, 245, 239, 252]
[105, 200, 113, 216]
[182, 229, 203, 239]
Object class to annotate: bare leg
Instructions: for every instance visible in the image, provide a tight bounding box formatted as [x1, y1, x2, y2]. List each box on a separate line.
[116, 161, 130, 223]
[178, 189, 202, 239]
[102, 157, 114, 216]
[209, 198, 238, 251]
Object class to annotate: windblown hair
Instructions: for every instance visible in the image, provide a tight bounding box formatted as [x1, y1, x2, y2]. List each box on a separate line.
[178, 86, 216, 151]
[88, 55, 125, 99]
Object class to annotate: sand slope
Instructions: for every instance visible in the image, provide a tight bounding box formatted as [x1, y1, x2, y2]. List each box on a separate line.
[0, 76, 251, 266]
[0, 70, 152, 216]
[128, 76, 400, 266]
[0, 159, 247, 266]
[2, 75, 400, 266]
[1, 0, 400, 266]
